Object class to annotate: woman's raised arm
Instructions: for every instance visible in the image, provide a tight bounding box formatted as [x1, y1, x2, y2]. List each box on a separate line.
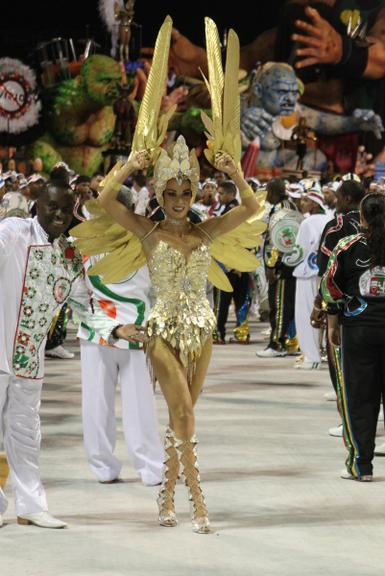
[200, 153, 260, 239]
[98, 150, 153, 239]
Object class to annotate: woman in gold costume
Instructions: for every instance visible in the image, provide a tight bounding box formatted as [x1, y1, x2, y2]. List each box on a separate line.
[73, 16, 265, 534]
[99, 142, 259, 534]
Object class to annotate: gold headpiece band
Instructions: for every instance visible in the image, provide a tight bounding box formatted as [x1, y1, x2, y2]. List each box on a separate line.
[153, 135, 200, 207]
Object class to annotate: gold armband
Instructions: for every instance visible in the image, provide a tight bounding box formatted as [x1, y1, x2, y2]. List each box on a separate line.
[239, 186, 254, 199]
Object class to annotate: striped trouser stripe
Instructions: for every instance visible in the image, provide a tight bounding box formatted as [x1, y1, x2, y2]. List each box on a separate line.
[333, 344, 361, 477]
[273, 279, 284, 343]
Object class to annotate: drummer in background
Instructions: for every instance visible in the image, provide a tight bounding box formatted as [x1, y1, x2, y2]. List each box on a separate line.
[286, 182, 305, 211]
[321, 181, 339, 215]
[257, 178, 300, 358]
[293, 186, 331, 370]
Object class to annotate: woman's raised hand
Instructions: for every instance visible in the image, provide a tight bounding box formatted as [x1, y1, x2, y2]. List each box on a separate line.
[214, 152, 238, 178]
[127, 150, 152, 172]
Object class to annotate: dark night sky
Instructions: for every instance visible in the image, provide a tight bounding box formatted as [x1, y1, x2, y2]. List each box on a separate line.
[0, 0, 285, 61]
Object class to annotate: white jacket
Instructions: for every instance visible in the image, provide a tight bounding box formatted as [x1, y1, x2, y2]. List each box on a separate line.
[293, 213, 332, 279]
[0, 217, 113, 378]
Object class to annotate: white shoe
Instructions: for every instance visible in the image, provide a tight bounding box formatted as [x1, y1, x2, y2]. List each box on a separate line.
[141, 473, 163, 486]
[374, 442, 385, 456]
[45, 345, 74, 359]
[17, 511, 67, 528]
[329, 424, 343, 437]
[340, 468, 373, 482]
[143, 479, 162, 487]
[295, 361, 321, 370]
[340, 468, 355, 480]
[256, 347, 287, 358]
[324, 390, 337, 401]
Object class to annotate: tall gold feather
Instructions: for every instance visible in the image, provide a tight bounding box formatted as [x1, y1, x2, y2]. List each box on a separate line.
[131, 15, 173, 157]
[223, 29, 241, 164]
[202, 19, 241, 165]
[204, 17, 224, 127]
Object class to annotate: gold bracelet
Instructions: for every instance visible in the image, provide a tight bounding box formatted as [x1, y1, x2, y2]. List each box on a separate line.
[239, 186, 254, 199]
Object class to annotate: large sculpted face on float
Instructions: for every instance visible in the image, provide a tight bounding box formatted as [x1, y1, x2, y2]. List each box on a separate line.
[255, 64, 300, 117]
[81, 55, 121, 106]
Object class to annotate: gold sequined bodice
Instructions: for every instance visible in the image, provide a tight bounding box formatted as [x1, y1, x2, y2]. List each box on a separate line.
[147, 239, 216, 368]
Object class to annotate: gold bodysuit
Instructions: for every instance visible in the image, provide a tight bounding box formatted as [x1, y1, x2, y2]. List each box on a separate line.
[146, 232, 216, 375]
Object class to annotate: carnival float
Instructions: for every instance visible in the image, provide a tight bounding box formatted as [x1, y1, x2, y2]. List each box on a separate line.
[0, 0, 384, 180]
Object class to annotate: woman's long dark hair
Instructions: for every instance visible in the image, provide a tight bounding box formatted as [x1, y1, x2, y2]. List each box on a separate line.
[361, 193, 385, 267]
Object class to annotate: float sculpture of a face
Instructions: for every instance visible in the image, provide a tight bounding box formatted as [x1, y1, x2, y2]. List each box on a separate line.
[252, 63, 300, 117]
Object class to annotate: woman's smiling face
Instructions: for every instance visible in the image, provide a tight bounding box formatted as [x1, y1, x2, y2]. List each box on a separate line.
[163, 178, 192, 220]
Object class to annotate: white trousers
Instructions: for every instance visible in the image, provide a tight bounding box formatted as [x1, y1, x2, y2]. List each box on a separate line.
[295, 277, 321, 363]
[80, 341, 164, 484]
[0, 372, 48, 515]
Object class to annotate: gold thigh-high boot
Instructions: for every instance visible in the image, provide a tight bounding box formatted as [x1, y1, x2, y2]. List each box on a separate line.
[175, 434, 211, 534]
[157, 427, 179, 527]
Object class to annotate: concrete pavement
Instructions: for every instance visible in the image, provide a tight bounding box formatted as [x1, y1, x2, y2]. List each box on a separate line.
[2, 322, 385, 576]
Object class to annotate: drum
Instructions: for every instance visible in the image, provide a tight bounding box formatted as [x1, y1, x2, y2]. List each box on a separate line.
[270, 208, 303, 267]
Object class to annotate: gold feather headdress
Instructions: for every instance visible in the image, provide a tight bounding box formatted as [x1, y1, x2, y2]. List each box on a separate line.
[153, 135, 200, 206]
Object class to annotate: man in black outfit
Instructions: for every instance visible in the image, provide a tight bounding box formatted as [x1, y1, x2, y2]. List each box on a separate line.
[257, 179, 299, 357]
[311, 178, 365, 433]
[214, 181, 250, 344]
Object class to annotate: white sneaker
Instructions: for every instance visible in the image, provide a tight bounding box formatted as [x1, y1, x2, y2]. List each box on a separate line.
[256, 347, 287, 358]
[142, 479, 162, 487]
[340, 468, 355, 480]
[374, 442, 385, 456]
[295, 361, 321, 370]
[17, 511, 67, 529]
[324, 390, 337, 401]
[329, 424, 343, 437]
[340, 468, 373, 481]
[141, 472, 163, 486]
[45, 345, 75, 359]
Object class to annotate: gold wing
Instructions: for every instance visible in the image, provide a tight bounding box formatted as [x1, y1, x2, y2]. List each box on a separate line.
[207, 191, 267, 291]
[202, 18, 241, 166]
[71, 201, 146, 284]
